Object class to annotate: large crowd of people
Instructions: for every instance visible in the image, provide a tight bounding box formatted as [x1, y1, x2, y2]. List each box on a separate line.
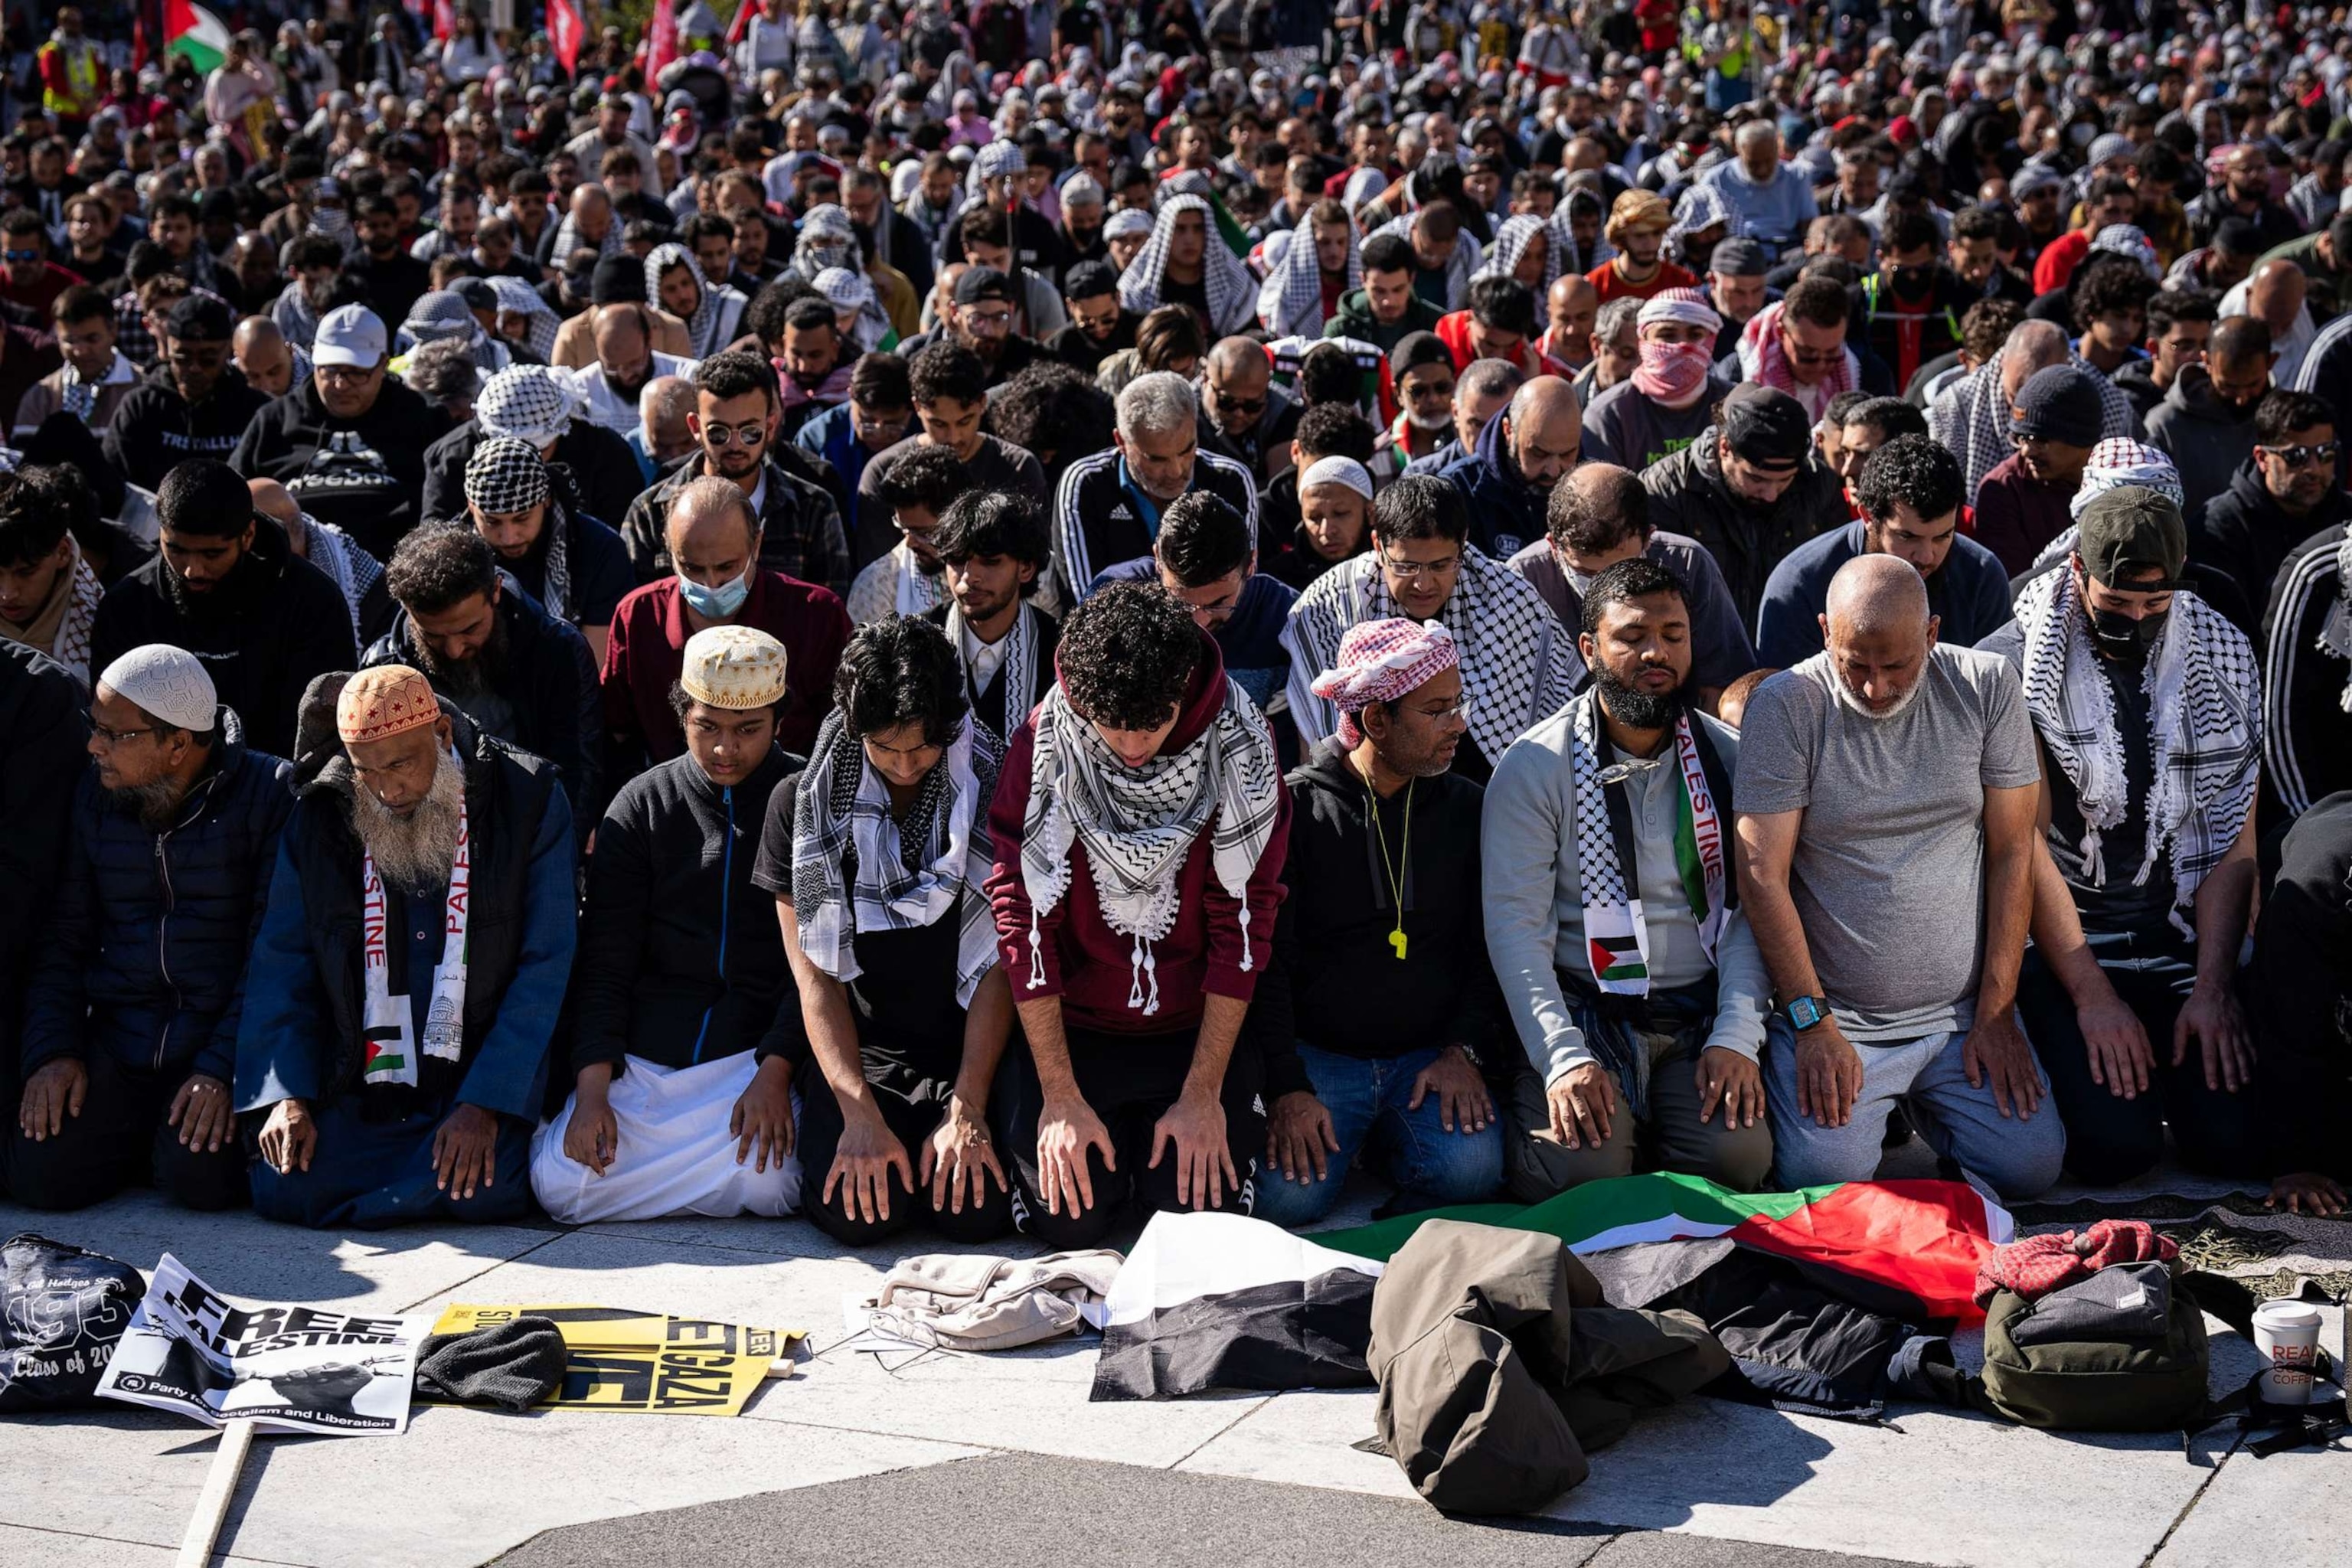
[2, 0, 2350, 1243]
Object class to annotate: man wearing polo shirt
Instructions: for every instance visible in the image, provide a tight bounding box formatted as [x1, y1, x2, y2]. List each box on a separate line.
[602, 475, 852, 768]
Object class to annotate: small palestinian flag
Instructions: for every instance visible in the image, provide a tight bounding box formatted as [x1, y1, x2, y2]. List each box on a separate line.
[1586, 929, 1648, 985]
[163, 0, 231, 73]
[1090, 1211, 1383, 1401]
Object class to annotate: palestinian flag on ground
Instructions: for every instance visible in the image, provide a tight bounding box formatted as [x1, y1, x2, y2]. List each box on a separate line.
[1321, 1173, 2014, 1326]
[162, 0, 231, 73]
[1089, 1211, 1384, 1401]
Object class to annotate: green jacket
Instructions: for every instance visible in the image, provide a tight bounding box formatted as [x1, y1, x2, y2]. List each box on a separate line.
[2263, 230, 2349, 325]
[1325, 288, 1444, 354]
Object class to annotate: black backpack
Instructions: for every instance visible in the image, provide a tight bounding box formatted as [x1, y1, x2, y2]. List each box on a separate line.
[0, 1233, 146, 1412]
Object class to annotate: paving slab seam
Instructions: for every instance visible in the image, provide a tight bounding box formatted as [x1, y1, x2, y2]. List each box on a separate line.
[1160, 1393, 1282, 1471]
[2137, 1435, 2244, 1567]
[725, 1408, 1191, 1459]
[0, 1518, 323, 1568]
[389, 1229, 579, 1314]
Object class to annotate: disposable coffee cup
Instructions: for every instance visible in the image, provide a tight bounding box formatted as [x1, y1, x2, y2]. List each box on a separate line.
[2252, 1299, 2323, 1405]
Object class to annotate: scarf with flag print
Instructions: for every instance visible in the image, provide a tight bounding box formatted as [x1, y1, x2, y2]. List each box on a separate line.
[360, 768, 470, 1088]
[1568, 687, 1731, 996]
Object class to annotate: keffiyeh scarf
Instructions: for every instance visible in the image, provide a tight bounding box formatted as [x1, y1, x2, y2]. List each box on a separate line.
[1567, 687, 1730, 996]
[1282, 547, 1585, 768]
[1736, 299, 1857, 418]
[1018, 677, 1282, 1014]
[1370, 211, 1481, 312]
[1937, 353, 2134, 501]
[0, 540, 100, 684]
[948, 599, 1044, 744]
[1257, 210, 1361, 339]
[1118, 194, 1260, 338]
[2014, 567, 2261, 936]
[488, 276, 561, 362]
[304, 515, 384, 645]
[790, 708, 1002, 1009]
[1472, 214, 1560, 327]
[790, 205, 861, 283]
[645, 243, 716, 358]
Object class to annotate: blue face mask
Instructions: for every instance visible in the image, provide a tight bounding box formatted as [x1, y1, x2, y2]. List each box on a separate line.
[678, 568, 750, 619]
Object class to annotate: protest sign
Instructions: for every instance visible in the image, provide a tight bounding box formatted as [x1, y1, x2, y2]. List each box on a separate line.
[430, 1304, 799, 1416]
[96, 1254, 423, 1436]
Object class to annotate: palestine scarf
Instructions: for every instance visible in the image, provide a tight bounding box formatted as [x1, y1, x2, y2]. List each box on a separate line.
[947, 599, 1043, 746]
[0, 539, 100, 684]
[1257, 209, 1361, 339]
[2014, 566, 2261, 937]
[1282, 549, 1585, 768]
[1566, 687, 1731, 995]
[790, 708, 1001, 1010]
[1118, 195, 1260, 338]
[1018, 676, 1282, 1014]
[1474, 214, 1561, 327]
[359, 769, 471, 1088]
[1736, 299, 1857, 416]
[303, 515, 384, 647]
[645, 243, 717, 359]
[847, 541, 946, 625]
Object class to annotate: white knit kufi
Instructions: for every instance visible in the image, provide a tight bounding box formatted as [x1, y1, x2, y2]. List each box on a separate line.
[1298, 455, 1374, 500]
[99, 645, 216, 732]
[680, 626, 789, 709]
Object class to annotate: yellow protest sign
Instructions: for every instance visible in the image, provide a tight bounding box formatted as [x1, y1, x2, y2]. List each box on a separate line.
[430, 1305, 805, 1417]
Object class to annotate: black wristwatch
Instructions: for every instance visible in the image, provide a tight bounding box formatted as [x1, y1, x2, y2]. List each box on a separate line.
[1782, 995, 1831, 1031]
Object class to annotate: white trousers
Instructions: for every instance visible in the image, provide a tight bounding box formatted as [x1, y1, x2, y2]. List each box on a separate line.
[531, 1052, 802, 1224]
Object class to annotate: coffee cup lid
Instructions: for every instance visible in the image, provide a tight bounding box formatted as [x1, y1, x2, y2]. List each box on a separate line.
[2253, 1299, 2323, 1328]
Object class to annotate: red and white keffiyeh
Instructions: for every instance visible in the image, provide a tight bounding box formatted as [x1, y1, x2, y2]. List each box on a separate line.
[1308, 618, 1459, 746]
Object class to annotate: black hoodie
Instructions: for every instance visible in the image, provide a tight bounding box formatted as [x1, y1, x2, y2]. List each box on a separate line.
[230, 377, 453, 560]
[1250, 737, 1508, 1099]
[102, 361, 272, 493]
[2194, 461, 2352, 630]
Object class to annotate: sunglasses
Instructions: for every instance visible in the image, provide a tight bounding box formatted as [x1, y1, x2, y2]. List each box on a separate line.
[2259, 441, 2341, 470]
[702, 420, 769, 446]
[2, 250, 38, 263]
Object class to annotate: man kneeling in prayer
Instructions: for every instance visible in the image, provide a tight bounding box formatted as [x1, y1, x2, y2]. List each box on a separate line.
[760, 616, 1017, 1246]
[532, 626, 802, 1223]
[1252, 617, 1507, 1225]
[237, 665, 577, 1227]
[1482, 558, 1772, 1197]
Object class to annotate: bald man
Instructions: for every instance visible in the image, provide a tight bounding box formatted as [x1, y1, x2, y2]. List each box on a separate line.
[1540, 275, 1599, 369]
[600, 475, 851, 768]
[1444, 374, 1582, 559]
[250, 476, 390, 644]
[2226, 260, 2314, 385]
[232, 315, 304, 399]
[1734, 555, 2063, 1198]
[1932, 317, 2134, 502]
[1201, 335, 1299, 480]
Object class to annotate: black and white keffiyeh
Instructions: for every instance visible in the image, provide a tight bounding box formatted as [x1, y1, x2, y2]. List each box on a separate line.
[1257, 209, 1360, 339]
[478, 365, 581, 448]
[1472, 214, 1560, 326]
[1932, 352, 2135, 500]
[2014, 566, 2262, 936]
[790, 707, 1002, 1009]
[1018, 676, 1282, 1015]
[1117, 194, 1259, 338]
[946, 598, 1044, 743]
[2324, 535, 2352, 712]
[645, 243, 717, 357]
[303, 514, 384, 646]
[1282, 547, 1585, 768]
[1370, 212, 1481, 312]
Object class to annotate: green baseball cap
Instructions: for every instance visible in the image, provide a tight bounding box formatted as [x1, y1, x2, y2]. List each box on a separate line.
[2076, 485, 2187, 589]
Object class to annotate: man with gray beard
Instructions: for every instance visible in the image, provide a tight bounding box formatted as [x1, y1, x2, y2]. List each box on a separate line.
[12, 645, 289, 1211]
[236, 663, 577, 1228]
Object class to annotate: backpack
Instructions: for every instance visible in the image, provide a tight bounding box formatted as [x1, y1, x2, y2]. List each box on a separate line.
[1963, 1263, 2257, 1432]
[0, 1233, 146, 1412]
[286, 430, 405, 537]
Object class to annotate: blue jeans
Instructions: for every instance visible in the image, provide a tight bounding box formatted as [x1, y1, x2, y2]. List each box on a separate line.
[250, 1096, 532, 1230]
[1762, 1017, 2067, 1200]
[1252, 1044, 1504, 1227]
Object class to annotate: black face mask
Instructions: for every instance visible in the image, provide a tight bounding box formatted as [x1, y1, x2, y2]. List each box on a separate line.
[1890, 266, 1933, 301]
[2087, 602, 2167, 659]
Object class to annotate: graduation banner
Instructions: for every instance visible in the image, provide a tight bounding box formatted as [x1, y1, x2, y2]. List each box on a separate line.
[96, 1255, 423, 1436]
[430, 1305, 801, 1416]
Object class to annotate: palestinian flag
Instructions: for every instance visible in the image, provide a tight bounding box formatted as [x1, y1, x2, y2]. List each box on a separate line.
[1321, 1174, 2013, 1326]
[162, 0, 230, 74]
[1089, 1211, 1383, 1401]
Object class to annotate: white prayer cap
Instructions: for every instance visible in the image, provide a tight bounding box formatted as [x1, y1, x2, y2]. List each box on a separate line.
[1103, 207, 1154, 240]
[98, 645, 217, 733]
[1298, 456, 1375, 501]
[680, 626, 789, 710]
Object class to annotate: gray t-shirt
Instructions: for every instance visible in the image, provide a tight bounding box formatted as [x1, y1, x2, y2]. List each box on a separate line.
[1733, 645, 2039, 1042]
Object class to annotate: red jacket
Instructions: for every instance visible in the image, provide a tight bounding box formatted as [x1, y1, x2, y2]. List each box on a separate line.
[599, 569, 850, 766]
[986, 632, 1291, 1037]
[1434, 309, 1570, 382]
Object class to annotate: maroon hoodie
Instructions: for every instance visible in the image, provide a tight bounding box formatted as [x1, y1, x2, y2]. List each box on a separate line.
[985, 632, 1292, 1037]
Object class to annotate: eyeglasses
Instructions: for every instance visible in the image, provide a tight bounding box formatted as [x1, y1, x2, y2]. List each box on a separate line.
[853, 413, 910, 439]
[2259, 441, 2341, 469]
[2, 250, 39, 264]
[962, 307, 1014, 332]
[1380, 551, 1460, 580]
[701, 420, 769, 446]
[1781, 335, 1846, 368]
[89, 720, 156, 747]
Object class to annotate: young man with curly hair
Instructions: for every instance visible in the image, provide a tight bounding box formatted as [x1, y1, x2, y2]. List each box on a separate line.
[985, 581, 1291, 1245]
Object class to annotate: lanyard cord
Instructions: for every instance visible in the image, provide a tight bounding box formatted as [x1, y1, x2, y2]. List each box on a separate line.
[1364, 772, 1413, 959]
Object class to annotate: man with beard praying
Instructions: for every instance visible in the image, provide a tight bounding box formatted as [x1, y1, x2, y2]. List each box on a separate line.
[847, 443, 969, 625]
[1050, 371, 1259, 606]
[11, 646, 290, 1212]
[459, 436, 632, 665]
[534, 626, 801, 1224]
[1482, 560, 1772, 1199]
[236, 662, 578, 1228]
[363, 526, 603, 847]
[568, 299, 699, 439]
[90, 459, 358, 760]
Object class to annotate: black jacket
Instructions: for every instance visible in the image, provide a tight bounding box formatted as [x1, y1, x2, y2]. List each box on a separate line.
[2112, 358, 2163, 434]
[419, 416, 648, 537]
[21, 711, 292, 1083]
[2253, 791, 2352, 1178]
[90, 518, 361, 762]
[231, 378, 454, 560]
[2143, 364, 2261, 528]
[923, 601, 1060, 745]
[1253, 739, 1507, 1099]
[1641, 430, 1848, 628]
[0, 644, 88, 1072]
[102, 363, 272, 492]
[1049, 445, 1261, 606]
[2261, 523, 2352, 823]
[2194, 462, 2350, 634]
[569, 748, 798, 1077]
[361, 574, 605, 839]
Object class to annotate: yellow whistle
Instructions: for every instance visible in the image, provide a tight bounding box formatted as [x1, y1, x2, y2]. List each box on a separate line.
[1389, 930, 1409, 961]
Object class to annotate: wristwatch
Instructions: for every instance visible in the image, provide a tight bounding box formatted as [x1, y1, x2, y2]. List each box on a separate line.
[1782, 995, 1831, 1031]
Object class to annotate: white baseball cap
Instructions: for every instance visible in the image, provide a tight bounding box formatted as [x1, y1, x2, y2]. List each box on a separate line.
[313, 304, 388, 369]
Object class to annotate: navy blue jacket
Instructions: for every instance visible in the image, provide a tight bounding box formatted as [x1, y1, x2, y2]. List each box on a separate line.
[21, 711, 293, 1083]
[1755, 521, 2017, 669]
[1440, 408, 1546, 562]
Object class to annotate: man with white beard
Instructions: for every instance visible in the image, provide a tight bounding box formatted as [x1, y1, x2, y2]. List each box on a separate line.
[235, 664, 577, 1227]
[1733, 555, 2065, 1200]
